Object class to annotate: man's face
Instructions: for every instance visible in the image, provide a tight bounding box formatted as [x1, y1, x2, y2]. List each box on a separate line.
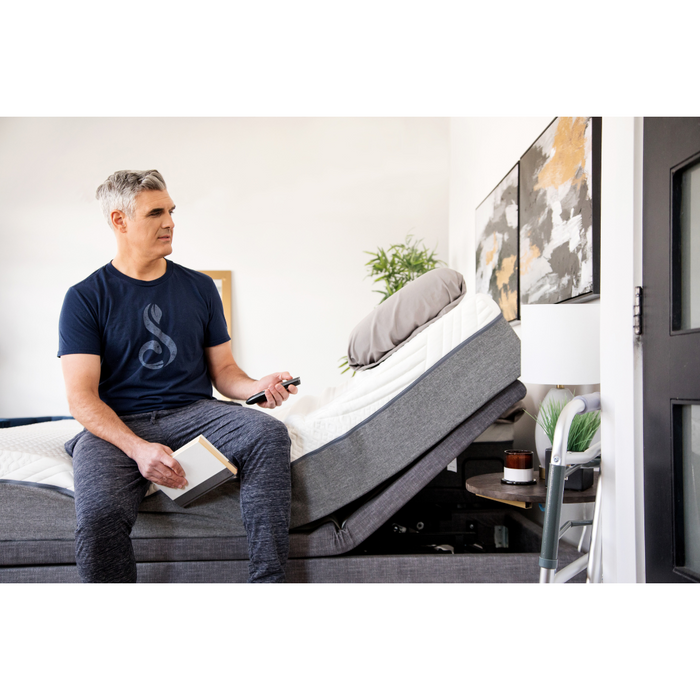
[118, 189, 176, 259]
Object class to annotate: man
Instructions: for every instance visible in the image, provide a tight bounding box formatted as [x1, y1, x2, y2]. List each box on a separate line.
[58, 169, 297, 583]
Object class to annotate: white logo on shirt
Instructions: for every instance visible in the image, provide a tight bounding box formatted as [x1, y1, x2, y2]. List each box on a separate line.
[138, 303, 178, 370]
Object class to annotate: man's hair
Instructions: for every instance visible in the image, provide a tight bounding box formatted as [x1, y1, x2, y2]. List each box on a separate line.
[95, 169, 167, 229]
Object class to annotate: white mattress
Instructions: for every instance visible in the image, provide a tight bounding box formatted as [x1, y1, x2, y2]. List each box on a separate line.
[0, 419, 165, 496]
[0, 419, 82, 491]
[277, 292, 502, 461]
[0, 293, 508, 493]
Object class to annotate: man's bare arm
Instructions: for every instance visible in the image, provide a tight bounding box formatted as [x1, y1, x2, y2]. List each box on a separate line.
[60, 354, 187, 489]
[205, 342, 297, 409]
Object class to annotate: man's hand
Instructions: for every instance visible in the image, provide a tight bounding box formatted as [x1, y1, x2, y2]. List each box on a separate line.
[204, 343, 298, 408]
[253, 372, 299, 409]
[61, 353, 187, 489]
[130, 441, 188, 489]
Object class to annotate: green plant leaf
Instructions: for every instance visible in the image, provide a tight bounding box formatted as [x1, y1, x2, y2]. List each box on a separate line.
[338, 355, 356, 376]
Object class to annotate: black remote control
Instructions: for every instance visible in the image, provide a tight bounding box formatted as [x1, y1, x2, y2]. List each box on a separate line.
[245, 377, 301, 405]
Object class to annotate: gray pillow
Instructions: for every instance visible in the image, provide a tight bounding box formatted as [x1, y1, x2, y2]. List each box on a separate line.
[347, 268, 467, 371]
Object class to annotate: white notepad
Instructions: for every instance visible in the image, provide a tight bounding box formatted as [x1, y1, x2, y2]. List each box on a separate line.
[157, 435, 238, 507]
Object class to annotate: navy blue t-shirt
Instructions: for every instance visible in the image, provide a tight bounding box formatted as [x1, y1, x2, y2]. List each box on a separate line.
[58, 260, 231, 415]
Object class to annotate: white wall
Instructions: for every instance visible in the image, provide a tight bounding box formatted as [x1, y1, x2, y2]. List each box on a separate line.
[599, 117, 645, 583]
[0, 117, 449, 416]
[449, 118, 643, 580]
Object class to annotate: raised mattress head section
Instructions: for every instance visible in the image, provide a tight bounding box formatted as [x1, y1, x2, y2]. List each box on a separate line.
[289, 310, 520, 528]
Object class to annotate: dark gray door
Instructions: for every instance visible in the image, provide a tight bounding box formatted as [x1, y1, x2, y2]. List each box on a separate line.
[643, 117, 700, 583]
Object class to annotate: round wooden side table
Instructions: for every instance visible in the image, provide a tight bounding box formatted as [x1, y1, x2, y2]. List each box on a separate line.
[465, 472, 598, 508]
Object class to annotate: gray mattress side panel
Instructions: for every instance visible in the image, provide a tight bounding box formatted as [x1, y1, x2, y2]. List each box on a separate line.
[290, 315, 521, 527]
[0, 481, 249, 542]
[0, 484, 78, 541]
[0, 537, 252, 568]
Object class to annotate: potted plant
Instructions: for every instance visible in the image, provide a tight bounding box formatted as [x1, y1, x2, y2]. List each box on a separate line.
[526, 391, 601, 489]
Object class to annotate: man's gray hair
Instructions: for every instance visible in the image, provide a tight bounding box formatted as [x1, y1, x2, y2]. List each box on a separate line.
[95, 170, 167, 229]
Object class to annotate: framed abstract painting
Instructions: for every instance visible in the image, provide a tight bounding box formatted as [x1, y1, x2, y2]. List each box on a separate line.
[519, 117, 601, 304]
[475, 163, 520, 322]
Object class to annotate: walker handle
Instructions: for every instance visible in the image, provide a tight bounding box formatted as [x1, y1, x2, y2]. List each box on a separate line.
[576, 392, 601, 413]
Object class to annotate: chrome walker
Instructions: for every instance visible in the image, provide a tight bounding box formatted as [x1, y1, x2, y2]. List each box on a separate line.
[538, 392, 603, 584]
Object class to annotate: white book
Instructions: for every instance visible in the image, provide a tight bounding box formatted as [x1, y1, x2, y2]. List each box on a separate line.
[157, 435, 238, 507]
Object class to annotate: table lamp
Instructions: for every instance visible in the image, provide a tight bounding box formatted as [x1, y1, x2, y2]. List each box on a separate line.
[520, 303, 600, 477]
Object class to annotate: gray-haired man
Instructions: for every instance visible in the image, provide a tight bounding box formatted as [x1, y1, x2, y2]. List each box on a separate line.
[58, 170, 296, 583]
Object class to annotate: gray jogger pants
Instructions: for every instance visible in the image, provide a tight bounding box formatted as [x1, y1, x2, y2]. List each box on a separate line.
[65, 399, 292, 583]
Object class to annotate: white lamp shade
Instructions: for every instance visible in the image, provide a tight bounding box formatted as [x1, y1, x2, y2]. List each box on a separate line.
[520, 303, 600, 385]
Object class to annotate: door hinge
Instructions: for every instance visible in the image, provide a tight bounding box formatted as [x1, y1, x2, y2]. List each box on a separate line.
[634, 286, 643, 335]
